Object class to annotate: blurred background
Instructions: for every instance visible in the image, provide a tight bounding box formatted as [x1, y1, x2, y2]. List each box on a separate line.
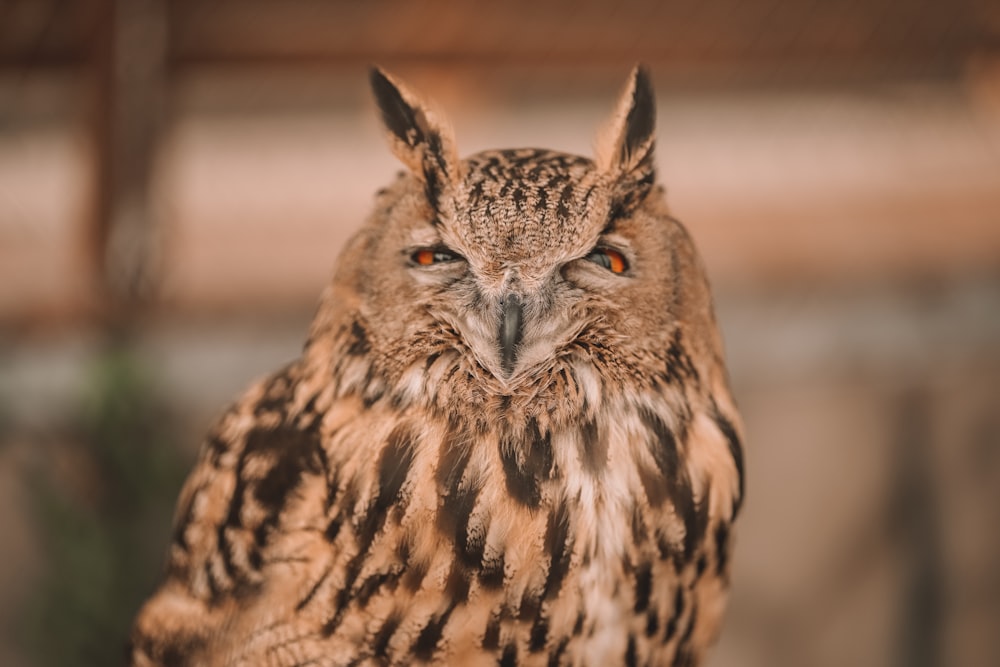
[1, 1, 999, 665]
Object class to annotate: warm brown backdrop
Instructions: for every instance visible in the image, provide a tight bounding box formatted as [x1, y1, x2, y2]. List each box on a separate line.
[1, 1, 999, 665]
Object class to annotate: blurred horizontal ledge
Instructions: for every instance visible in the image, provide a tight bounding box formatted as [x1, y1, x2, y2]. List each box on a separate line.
[0, 53, 989, 85]
[0, 50, 993, 80]
[2, 0, 998, 75]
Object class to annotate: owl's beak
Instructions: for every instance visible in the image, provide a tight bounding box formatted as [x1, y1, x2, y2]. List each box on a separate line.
[498, 293, 523, 377]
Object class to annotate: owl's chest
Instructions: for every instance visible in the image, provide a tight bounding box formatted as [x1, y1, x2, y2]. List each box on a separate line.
[531, 410, 702, 664]
[566, 500, 639, 663]
[305, 387, 704, 647]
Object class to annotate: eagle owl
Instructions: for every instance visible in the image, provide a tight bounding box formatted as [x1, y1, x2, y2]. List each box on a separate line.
[130, 66, 745, 667]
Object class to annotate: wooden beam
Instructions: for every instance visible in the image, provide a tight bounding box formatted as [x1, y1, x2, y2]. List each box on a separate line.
[88, 0, 167, 322]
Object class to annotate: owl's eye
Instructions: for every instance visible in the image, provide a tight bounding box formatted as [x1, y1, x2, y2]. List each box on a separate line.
[584, 247, 629, 274]
[411, 247, 463, 266]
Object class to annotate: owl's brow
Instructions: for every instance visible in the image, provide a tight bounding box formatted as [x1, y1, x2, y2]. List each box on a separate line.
[601, 215, 618, 236]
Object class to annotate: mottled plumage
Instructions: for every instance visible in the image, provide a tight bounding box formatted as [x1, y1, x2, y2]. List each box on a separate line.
[130, 66, 745, 667]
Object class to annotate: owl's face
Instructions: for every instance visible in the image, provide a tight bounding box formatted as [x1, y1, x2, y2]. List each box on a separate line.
[329, 68, 709, 400]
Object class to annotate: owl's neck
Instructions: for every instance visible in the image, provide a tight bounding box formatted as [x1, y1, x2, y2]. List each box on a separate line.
[305, 311, 702, 440]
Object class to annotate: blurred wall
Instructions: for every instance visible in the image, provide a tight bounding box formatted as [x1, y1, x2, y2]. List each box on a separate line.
[1, 1, 999, 666]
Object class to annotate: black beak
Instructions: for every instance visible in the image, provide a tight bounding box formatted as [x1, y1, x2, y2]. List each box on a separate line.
[499, 293, 523, 377]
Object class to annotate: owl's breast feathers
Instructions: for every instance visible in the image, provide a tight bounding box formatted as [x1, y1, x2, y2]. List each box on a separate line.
[130, 315, 743, 667]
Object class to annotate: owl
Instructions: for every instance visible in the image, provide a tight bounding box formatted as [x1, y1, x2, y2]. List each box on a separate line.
[129, 66, 744, 667]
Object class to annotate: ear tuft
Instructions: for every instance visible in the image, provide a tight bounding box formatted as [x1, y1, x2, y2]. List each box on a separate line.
[369, 67, 459, 207]
[595, 64, 657, 177]
[621, 65, 655, 167]
[370, 67, 423, 150]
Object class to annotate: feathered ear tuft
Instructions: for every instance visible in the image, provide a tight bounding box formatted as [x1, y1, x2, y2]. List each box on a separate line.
[594, 64, 657, 183]
[369, 67, 460, 209]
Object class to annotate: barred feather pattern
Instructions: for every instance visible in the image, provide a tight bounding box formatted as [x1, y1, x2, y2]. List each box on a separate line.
[131, 315, 742, 666]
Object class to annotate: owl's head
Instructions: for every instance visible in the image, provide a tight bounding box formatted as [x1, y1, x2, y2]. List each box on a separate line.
[315, 67, 719, 403]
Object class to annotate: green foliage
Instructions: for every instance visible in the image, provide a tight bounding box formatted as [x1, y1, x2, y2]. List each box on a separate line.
[21, 343, 189, 667]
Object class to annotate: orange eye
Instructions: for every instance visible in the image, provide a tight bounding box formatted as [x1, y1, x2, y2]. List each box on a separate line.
[414, 249, 436, 265]
[585, 247, 629, 274]
[411, 247, 462, 266]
